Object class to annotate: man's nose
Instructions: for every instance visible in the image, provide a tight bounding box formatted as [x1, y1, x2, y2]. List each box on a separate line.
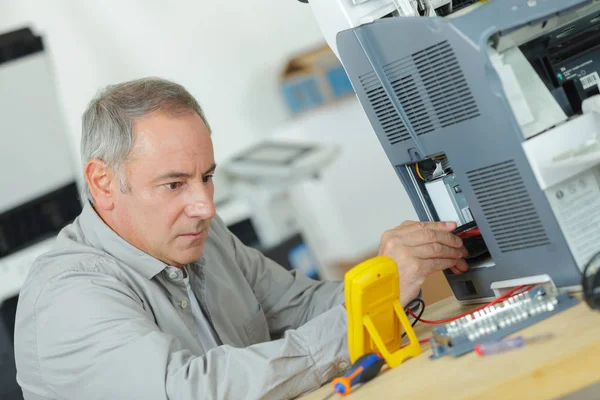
[184, 186, 215, 219]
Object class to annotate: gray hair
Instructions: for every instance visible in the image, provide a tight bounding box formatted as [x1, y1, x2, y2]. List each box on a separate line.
[80, 77, 211, 203]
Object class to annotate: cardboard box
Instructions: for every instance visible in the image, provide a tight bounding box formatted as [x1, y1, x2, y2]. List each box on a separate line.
[280, 44, 354, 114]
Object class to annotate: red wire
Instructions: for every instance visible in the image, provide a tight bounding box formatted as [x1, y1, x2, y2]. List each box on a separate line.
[407, 284, 534, 325]
[457, 228, 481, 238]
[401, 285, 535, 348]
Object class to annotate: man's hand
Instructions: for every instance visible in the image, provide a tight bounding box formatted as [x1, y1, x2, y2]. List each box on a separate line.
[378, 220, 468, 307]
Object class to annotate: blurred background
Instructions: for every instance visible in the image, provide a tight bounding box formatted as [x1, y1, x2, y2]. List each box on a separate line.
[0, 1, 433, 398]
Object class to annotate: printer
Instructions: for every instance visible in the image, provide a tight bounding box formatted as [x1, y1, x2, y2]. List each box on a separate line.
[300, 0, 600, 303]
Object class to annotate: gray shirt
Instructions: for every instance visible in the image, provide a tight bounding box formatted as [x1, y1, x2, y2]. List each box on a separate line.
[14, 203, 349, 400]
[166, 264, 220, 351]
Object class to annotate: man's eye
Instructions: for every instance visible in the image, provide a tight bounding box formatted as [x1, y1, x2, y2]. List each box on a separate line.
[202, 175, 214, 183]
[165, 182, 183, 190]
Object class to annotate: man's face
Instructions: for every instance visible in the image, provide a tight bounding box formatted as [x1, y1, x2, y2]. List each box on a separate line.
[110, 111, 216, 267]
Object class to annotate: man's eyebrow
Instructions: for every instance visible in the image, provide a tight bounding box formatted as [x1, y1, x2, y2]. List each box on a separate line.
[153, 164, 216, 183]
[203, 163, 217, 175]
[153, 171, 193, 183]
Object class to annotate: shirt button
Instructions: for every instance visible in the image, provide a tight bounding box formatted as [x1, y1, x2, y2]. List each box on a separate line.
[338, 361, 349, 371]
[180, 300, 188, 309]
[168, 271, 178, 279]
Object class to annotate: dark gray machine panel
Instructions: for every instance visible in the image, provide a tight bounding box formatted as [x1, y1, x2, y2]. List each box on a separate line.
[336, 0, 590, 301]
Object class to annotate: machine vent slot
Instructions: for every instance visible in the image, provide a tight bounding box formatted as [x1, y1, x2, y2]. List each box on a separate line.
[381, 41, 479, 136]
[359, 40, 479, 144]
[466, 160, 550, 253]
[384, 55, 435, 136]
[412, 41, 480, 128]
[360, 73, 410, 145]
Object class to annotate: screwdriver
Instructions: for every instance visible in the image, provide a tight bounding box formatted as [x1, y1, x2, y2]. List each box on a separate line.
[474, 333, 554, 356]
[331, 352, 385, 397]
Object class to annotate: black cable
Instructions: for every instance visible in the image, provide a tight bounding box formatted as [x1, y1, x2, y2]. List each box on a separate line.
[401, 298, 425, 338]
[451, 220, 477, 235]
[407, 298, 425, 326]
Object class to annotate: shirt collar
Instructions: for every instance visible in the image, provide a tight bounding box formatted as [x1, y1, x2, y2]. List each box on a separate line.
[79, 202, 169, 280]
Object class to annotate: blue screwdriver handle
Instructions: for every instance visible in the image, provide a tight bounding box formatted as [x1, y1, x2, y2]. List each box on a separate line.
[332, 353, 385, 396]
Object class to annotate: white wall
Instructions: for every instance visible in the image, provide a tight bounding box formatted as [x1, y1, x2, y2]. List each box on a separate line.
[0, 0, 326, 184]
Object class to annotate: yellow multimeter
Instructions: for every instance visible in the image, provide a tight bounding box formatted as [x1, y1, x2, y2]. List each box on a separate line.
[344, 256, 422, 367]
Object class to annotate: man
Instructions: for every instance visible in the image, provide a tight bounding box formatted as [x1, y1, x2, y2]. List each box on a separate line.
[14, 78, 468, 400]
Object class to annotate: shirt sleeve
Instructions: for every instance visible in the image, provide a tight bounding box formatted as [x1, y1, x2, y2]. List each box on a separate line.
[213, 215, 346, 337]
[19, 268, 350, 400]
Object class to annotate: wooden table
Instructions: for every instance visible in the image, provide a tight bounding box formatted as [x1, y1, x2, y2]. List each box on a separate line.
[302, 294, 600, 399]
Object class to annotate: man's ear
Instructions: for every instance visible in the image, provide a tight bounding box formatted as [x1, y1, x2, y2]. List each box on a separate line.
[85, 159, 116, 210]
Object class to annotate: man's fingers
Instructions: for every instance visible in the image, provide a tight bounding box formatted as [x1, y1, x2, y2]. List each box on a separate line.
[448, 260, 469, 275]
[400, 228, 463, 249]
[461, 247, 469, 258]
[382, 221, 460, 253]
[399, 220, 418, 228]
[411, 243, 465, 260]
[398, 220, 457, 232]
[455, 258, 469, 272]
[421, 258, 463, 274]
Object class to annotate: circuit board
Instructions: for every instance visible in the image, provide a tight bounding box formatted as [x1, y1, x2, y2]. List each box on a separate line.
[430, 287, 579, 359]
